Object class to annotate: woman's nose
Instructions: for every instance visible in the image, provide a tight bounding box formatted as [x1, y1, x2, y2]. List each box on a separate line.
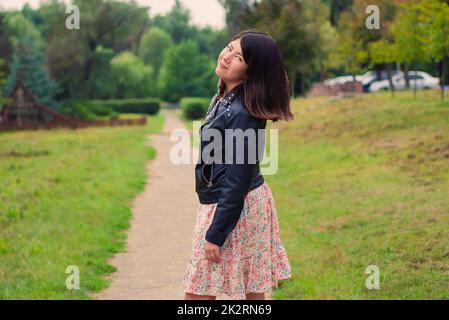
[223, 53, 232, 62]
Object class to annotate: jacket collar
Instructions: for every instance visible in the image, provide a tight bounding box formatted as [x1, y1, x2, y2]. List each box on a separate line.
[203, 83, 244, 125]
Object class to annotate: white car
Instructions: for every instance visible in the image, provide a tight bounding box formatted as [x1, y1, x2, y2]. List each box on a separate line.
[359, 70, 401, 91]
[324, 71, 390, 89]
[369, 71, 440, 92]
[324, 75, 360, 86]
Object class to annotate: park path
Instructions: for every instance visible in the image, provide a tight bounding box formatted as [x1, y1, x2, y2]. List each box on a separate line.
[91, 109, 271, 300]
[91, 109, 199, 300]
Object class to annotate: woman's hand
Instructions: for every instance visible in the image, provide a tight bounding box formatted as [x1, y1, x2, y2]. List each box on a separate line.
[204, 240, 221, 263]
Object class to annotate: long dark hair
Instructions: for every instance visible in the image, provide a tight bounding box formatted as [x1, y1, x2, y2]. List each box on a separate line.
[217, 29, 294, 122]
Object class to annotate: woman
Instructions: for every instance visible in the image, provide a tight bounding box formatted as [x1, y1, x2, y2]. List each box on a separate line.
[183, 30, 293, 300]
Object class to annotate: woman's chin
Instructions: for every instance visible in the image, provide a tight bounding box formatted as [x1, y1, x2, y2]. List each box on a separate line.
[215, 68, 223, 77]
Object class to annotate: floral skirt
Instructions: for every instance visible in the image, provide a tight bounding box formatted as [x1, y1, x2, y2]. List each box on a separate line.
[183, 181, 292, 300]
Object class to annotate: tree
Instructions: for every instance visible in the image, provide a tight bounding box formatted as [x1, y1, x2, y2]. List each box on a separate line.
[191, 26, 229, 60]
[338, 1, 407, 72]
[152, 0, 195, 45]
[217, 0, 257, 37]
[336, 25, 369, 85]
[0, 13, 13, 75]
[253, 0, 323, 96]
[138, 27, 173, 75]
[217, 0, 336, 96]
[5, 12, 44, 48]
[4, 36, 59, 108]
[21, 3, 44, 27]
[0, 59, 7, 107]
[302, 0, 339, 83]
[76, 46, 116, 99]
[391, 1, 426, 96]
[41, 0, 150, 99]
[157, 40, 215, 102]
[417, 0, 449, 100]
[369, 39, 397, 96]
[110, 52, 156, 99]
[321, 0, 354, 26]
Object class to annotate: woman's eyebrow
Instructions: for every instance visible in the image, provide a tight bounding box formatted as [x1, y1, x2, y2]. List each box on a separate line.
[229, 43, 243, 56]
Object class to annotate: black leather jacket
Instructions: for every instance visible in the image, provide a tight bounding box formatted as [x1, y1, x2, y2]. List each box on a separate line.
[195, 83, 267, 246]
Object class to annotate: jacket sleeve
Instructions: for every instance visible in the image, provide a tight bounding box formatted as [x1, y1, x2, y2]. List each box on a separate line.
[205, 108, 262, 246]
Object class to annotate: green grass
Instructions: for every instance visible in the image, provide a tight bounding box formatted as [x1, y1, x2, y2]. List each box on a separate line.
[0, 113, 164, 299]
[267, 90, 449, 299]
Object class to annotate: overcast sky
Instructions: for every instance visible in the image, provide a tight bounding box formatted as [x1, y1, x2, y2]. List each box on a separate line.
[0, 0, 226, 29]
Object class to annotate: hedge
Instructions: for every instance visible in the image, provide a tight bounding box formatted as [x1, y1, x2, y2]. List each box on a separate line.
[61, 101, 119, 120]
[91, 98, 161, 115]
[180, 97, 210, 120]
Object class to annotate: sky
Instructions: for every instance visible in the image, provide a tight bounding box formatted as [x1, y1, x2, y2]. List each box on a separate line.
[0, 0, 226, 29]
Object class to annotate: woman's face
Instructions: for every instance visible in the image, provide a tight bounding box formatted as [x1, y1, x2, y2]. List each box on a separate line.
[215, 38, 248, 85]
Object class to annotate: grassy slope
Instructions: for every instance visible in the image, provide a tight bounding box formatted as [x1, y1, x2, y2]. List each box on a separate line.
[0, 113, 164, 299]
[268, 91, 449, 299]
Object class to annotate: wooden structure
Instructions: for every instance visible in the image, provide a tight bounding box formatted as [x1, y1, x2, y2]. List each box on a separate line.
[0, 76, 77, 129]
[0, 76, 147, 131]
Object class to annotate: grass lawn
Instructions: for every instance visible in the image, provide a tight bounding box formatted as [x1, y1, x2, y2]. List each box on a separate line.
[0, 113, 164, 299]
[266, 90, 449, 299]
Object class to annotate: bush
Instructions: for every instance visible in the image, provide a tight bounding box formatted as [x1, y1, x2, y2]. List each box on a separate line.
[61, 101, 119, 120]
[180, 97, 209, 120]
[91, 98, 160, 115]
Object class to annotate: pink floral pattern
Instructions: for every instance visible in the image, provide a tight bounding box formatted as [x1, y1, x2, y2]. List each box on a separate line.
[183, 181, 292, 300]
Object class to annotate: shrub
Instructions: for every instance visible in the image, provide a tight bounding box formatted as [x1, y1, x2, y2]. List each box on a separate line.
[180, 97, 209, 120]
[61, 101, 118, 120]
[91, 98, 160, 115]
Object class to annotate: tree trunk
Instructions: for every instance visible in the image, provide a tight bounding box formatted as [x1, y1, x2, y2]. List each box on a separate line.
[386, 63, 395, 98]
[440, 58, 446, 101]
[413, 60, 417, 98]
[404, 63, 410, 90]
[376, 64, 382, 81]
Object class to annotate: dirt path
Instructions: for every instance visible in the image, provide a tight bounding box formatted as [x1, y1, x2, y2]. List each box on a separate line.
[91, 109, 271, 300]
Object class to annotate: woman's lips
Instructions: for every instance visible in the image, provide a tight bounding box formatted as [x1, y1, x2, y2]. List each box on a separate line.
[219, 62, 228, 70]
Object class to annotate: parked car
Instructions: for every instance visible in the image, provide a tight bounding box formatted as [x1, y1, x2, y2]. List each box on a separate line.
[324, 70, 400, 92]
[324, 75, 359, 86]
[369, 71, 440, 92]
[359, 70, 401, 92]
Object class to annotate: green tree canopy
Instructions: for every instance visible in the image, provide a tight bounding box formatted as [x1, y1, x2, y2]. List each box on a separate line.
[5, 12, 43, 48]
[152, 0, 195, 45]
[157, 39, 215, 102]
[4, 36, 59, 108]
[138, 27, 173, 75]
[41, 0, 150, 99]
[110, 52, 156, 99]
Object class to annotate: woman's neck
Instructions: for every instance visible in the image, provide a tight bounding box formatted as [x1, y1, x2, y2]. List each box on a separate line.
[221, 81, 243, 100]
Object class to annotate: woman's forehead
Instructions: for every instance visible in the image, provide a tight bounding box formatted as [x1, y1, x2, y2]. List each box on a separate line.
[229, 39, 243, 55]
[230, 38, 241, 47]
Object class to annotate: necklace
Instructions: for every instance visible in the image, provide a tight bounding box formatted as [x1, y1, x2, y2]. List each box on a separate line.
[200, 88, 239, 188]
[204, 98, 220, 123]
